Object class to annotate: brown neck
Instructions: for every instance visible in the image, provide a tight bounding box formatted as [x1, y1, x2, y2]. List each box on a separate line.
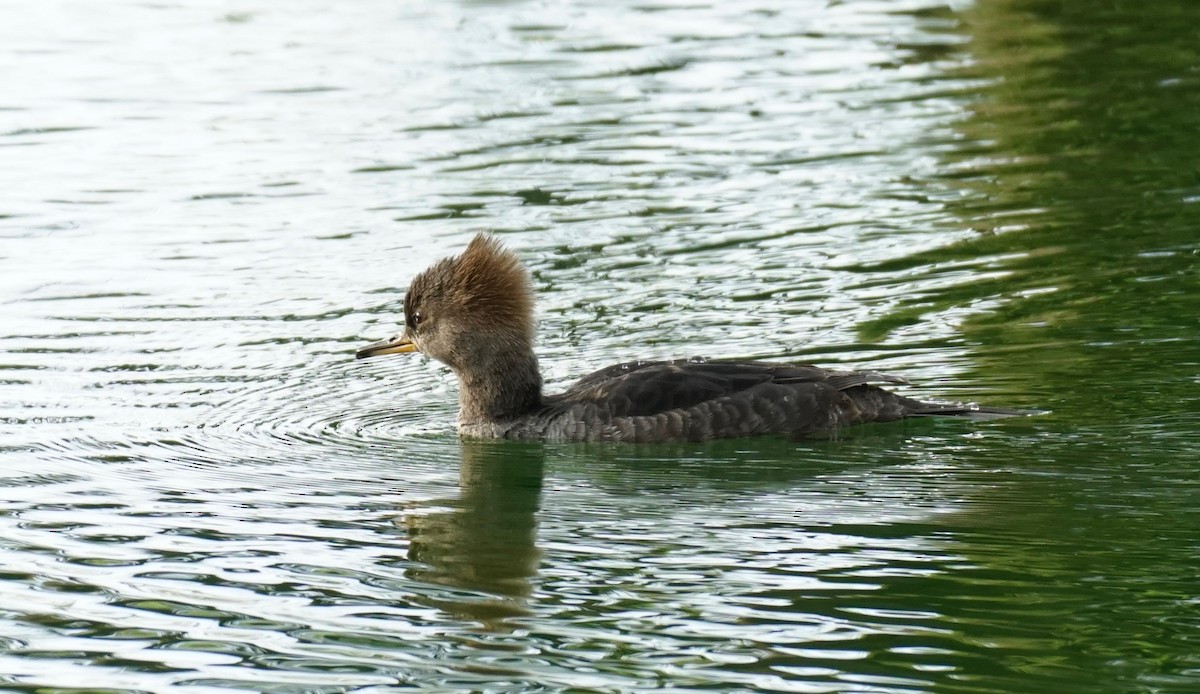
[453, 346, 543, 425]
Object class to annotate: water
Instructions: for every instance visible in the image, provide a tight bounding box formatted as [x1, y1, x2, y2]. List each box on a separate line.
[2, 0, 1199, 691]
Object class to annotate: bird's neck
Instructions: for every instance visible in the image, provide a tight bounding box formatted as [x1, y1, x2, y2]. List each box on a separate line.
[453, 346, 543, 426]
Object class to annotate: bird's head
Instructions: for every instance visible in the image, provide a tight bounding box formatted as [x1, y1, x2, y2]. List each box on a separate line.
[356, 233, 536, 372]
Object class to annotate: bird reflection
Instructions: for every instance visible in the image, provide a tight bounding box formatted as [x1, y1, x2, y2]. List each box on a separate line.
[401, 440, 544, 626]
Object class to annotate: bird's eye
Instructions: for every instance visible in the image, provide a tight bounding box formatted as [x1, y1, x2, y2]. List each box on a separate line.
[412, 311, 424, 326]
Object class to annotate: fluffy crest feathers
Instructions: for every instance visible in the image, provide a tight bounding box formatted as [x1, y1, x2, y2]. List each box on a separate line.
[407, 233, 535, 338]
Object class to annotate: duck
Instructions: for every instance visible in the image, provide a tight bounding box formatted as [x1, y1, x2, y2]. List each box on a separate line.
[356, 234, 1020, 442]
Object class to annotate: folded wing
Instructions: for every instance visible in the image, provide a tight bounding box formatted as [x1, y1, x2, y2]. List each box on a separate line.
[556, 357, 909, 419]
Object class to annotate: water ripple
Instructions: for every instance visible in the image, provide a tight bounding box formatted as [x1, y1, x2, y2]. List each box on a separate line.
[3, 0, 1199, 691]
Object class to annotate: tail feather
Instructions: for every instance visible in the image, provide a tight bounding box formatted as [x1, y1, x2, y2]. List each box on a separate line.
[843, 385, 1038, 426]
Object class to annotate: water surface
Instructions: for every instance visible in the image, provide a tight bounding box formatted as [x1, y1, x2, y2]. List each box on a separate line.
[2, 0, 1199, 691]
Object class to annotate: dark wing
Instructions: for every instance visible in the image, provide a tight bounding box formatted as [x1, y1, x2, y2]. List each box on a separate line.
[553, 357, 908, 419]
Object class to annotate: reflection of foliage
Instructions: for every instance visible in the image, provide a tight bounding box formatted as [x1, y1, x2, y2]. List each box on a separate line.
[862, 0, 1200, 418]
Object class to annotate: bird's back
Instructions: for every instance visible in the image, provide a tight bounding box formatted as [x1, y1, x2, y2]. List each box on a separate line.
[495, 357, 972, 442]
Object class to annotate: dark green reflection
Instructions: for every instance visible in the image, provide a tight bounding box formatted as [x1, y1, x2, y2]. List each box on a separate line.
[403, 441, 544, 625]
[855, 2, 1200, 689]
[866, 0, 1200, 420]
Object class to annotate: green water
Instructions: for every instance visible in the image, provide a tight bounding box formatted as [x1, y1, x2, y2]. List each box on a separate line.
[1, 0, 1198, 691]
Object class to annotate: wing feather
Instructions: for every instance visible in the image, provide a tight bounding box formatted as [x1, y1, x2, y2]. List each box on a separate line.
[553, 357, 909, 419]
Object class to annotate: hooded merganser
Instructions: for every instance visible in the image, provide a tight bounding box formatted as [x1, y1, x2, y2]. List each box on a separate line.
[356, 234, 1020, 442]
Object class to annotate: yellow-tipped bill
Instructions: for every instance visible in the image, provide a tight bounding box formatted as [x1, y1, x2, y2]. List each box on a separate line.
[356, 334, 418, 359]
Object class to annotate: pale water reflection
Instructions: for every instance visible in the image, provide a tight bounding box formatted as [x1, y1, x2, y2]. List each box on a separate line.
[2, 0, 1199, 691]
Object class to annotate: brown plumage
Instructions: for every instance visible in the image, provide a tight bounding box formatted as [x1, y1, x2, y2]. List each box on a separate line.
[356, 234, 1024, 442]
[402, 234, 536, 350]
